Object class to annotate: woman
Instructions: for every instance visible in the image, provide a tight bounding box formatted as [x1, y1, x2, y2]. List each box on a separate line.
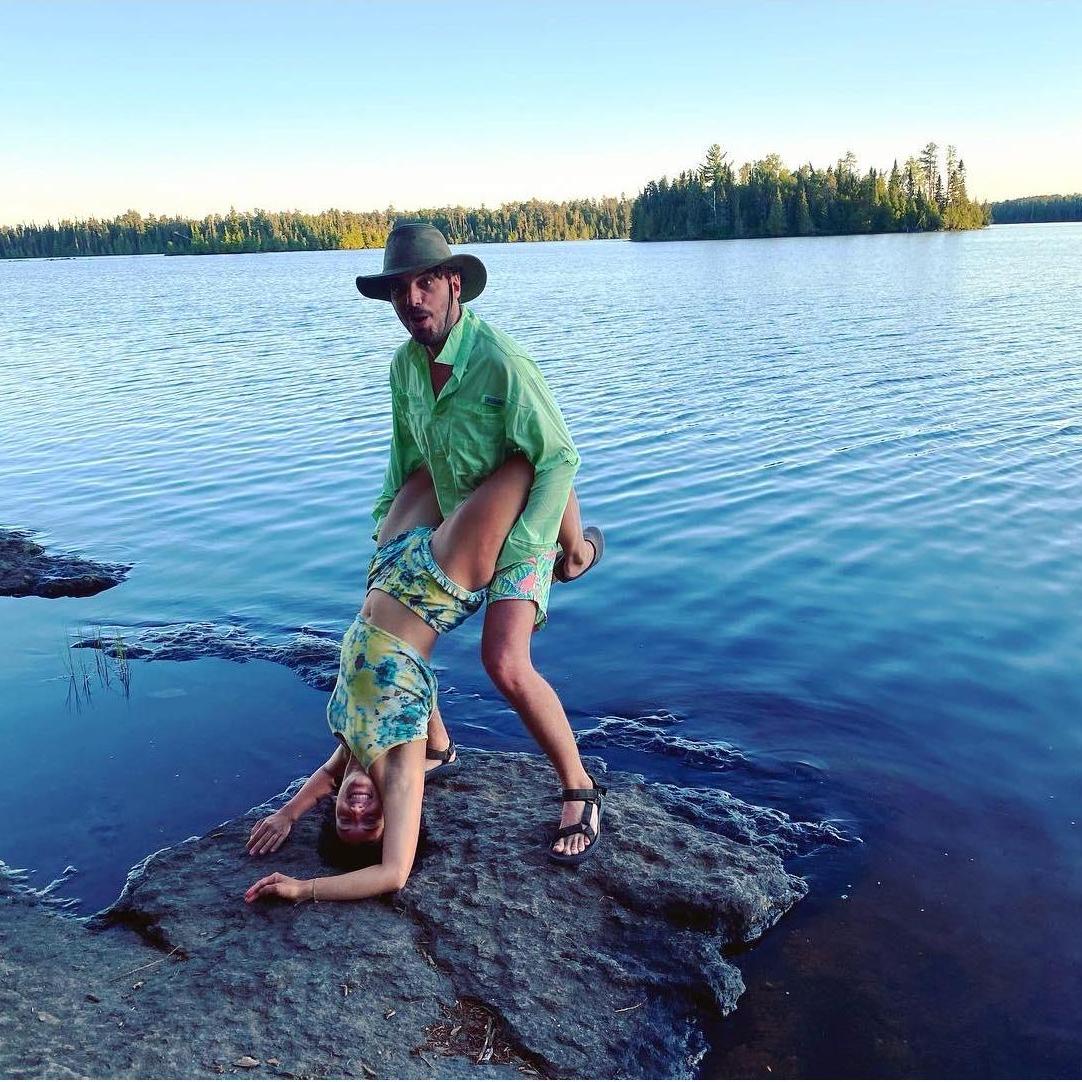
[243, 455, 605, 904]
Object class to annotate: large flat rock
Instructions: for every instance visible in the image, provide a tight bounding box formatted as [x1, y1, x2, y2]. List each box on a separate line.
[1, 750, 806, 1079]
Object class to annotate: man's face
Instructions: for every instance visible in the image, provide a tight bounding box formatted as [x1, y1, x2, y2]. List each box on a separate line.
[390, 266, 461, 350]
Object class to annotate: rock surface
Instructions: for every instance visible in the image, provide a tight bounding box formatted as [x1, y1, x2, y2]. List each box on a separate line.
[0, 751, 807, 1080]
[74, 622, 342, 691]
[0, 527, 130, 598]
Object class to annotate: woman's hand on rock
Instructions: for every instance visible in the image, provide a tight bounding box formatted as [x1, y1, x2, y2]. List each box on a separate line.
[244, 872, 307, 904]
[247, 812, 292, 855]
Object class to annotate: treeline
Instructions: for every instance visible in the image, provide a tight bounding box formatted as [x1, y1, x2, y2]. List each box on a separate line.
[0, 198, 633, 259]
[631, 143, 990, 241]
[990, 195, 1082, 223]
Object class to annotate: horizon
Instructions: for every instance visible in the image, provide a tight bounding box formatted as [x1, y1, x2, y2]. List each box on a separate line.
[3, 0, 1079, 223]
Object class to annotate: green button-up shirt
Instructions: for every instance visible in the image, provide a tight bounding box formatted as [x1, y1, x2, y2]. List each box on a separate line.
[372, 306, 580, 573]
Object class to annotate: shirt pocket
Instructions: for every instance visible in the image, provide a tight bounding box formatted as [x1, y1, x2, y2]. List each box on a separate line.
[404, 394, 434, 457]
[454, 402, 508, 489]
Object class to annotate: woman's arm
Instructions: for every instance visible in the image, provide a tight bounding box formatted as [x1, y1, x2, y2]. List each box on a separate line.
[246, 745, 347, 856]
[244, 742, 426, 903]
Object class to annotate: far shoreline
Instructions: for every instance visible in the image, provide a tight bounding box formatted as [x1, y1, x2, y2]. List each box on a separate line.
[10, 220, 1081, 264]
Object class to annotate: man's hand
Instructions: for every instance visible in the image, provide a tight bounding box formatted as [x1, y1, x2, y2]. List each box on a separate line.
[247, 812, 293, 856]
[244, 872, 307, 904]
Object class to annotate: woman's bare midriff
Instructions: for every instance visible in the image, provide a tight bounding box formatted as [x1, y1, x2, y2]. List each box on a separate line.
[361, 588, 439, 659]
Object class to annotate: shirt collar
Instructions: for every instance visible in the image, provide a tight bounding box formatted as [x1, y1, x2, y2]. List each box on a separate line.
[407, 305, 477, 377]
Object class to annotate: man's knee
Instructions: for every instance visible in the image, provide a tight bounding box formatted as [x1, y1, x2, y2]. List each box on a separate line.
[482, 639, 536, 698]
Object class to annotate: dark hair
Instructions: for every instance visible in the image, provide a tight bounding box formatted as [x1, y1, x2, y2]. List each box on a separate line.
[315, 800, 427, 873]
[317, 801, 383, 871]
[417, 264, 460, 285]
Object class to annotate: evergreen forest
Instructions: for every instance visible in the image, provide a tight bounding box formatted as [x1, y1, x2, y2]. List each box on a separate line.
[0, 199, 632, 259]
[7, 143, 1064, 260]
[990, 195, 1082, 223]
[630, 144, 990, 241]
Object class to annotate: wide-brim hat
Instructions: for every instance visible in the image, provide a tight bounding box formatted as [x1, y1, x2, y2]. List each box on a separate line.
[356, 220, 486, 303]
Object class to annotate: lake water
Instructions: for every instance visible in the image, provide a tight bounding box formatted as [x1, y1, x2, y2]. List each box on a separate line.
[2, 226, 1080, 1078]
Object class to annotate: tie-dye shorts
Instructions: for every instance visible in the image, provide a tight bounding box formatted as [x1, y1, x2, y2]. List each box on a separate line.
[326, 616, 437, 770]
[369, 526, 558, 630]
[368, 527, 485, 634]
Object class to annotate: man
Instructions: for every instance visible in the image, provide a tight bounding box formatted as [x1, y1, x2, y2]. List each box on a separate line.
[356, 221, 605, 862]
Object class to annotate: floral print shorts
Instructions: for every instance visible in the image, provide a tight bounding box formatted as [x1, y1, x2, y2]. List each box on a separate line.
[489, 547, 559, 630]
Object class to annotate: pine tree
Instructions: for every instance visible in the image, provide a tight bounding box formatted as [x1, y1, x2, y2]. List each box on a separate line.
[919, 142, 939, 201]
[765, 187, 786, 236]
[795, 187, 813, 235]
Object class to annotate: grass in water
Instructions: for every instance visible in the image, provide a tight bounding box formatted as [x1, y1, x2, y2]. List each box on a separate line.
[113, 633, 131, 697]
[63, 627, 133, 708]
[62, 640, 93, 711]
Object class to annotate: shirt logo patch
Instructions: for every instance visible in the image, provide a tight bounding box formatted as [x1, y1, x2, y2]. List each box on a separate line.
[482, 394, 505, 407]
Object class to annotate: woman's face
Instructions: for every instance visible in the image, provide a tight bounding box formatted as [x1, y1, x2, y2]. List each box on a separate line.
[335, 768, 385, 844]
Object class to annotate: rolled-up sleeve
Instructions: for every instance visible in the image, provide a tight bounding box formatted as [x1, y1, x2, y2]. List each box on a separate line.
[498, 361, 580, 570]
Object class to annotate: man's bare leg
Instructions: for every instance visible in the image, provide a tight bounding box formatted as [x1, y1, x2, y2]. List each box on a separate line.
[481, 599, 598, 858]
[555, 489, 600, 582]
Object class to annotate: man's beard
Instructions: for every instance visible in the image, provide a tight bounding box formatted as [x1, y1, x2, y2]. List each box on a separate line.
[407, 299, 454, 349]
[408, 312, 441, 346]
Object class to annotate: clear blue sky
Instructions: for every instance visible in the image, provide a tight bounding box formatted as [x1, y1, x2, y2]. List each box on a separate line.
[2, 0, 1078, 222]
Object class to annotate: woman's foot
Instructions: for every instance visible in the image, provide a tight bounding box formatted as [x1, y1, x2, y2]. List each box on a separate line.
[553, 526, 604, 584]
[425, 739, 459, 779]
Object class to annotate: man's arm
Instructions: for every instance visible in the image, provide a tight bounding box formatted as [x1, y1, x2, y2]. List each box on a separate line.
[498, 361, 581, 570]
[246, 745, 346, 856]
[372, 377, 426, 540]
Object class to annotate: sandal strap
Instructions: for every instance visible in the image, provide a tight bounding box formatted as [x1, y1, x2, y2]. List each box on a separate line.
[560, 786, 602, 803]
[553, 820, 597, 843]
[425, 738, 455, 764]
[559, 771, 607, 803]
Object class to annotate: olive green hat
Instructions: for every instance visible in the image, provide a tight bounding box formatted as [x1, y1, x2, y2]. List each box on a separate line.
[355, 221, 487, 303]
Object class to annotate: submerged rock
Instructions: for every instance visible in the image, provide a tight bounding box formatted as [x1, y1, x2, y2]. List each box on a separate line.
[0, 751, 806, 1080]
[74, 621, 342, 691]
[0, 527, 130, 598]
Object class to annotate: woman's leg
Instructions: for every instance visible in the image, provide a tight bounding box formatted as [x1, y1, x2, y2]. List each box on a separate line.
[371, 469, 453, 769]
[424, 703, 454, 770]
[429, 455, 534, 591]
[376, 467, 442, 546]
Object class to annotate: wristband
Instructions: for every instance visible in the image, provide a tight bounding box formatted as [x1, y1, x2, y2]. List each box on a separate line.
[310, 879, 318, 903]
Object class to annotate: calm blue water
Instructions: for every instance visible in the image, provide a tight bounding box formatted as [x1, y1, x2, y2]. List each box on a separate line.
[2, 227, 1080, 1077]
